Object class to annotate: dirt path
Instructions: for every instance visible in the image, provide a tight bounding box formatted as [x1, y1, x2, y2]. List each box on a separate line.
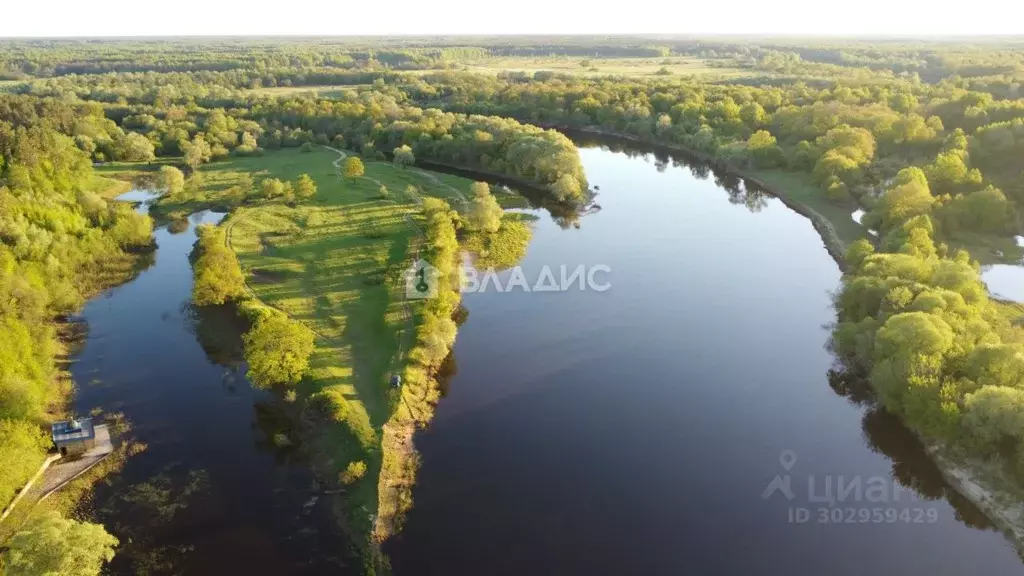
[411, 168, 469, 206]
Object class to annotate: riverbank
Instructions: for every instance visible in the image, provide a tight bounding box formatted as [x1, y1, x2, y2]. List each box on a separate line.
[559, 127, 1024, 564]
[0, 183, 155, 548]
[202, 148, 490, 572]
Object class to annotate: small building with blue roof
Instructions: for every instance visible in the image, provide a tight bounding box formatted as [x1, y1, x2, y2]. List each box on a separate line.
[51, 418, 97, 457]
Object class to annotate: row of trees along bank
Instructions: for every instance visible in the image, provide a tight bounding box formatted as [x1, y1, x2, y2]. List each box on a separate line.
[1, 94, 153, 574]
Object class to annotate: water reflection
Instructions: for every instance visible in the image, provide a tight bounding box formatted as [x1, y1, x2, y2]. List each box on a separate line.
[828, 368, 995, 530]
[69, 195, 357, 575]
[390, 134, 1024, 576]
[983, 265, 1024, 302]
[92, 467, 211, 575]
[186, 303, 250, 368]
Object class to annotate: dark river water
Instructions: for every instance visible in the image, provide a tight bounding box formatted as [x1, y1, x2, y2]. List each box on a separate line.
[386, 141, 1024, 575]
[69, 192, 355, 574]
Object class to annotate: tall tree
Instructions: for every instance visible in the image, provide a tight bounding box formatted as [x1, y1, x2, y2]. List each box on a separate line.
[242, 314, 315, 388]
[295, 174, 317, 202]
[181, 135, 212, 173]
[158, 165, 185, 197]
[342, 156, 365, 179]
[393, 145, 415, 168]
[2, 511, 118, 576]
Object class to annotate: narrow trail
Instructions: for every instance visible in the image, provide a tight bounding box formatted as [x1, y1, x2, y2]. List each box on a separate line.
[411, 168, 469, 207]
[222, 146, 426, 349]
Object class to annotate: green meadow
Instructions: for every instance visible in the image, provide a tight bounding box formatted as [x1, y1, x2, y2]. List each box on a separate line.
[192, 148, 480, 539]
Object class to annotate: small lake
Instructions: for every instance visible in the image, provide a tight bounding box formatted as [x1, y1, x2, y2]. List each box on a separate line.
[69, 192, 356, 574]
[983, 264, 1024, 303]
[386, 141, 1024, 575]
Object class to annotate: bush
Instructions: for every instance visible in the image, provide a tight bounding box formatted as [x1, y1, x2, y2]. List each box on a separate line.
[0, 419, 50, 511]
[242, 314, 315, 388]
[340, 460, 367, 484]
[191, 225, 246, 306]
[2, 511, 118, 576]
[343, 156, 365, 179]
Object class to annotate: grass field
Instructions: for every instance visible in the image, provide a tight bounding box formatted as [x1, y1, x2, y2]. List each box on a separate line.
[246, 84, 369, 98]
[452, 55, 750, 79]
[197, 148, 479, 539]
[93, 159, 181, 199]
[750, 168, 871, 253]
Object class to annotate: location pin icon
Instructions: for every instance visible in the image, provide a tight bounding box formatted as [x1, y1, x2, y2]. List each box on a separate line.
[779, 450, 797, 472]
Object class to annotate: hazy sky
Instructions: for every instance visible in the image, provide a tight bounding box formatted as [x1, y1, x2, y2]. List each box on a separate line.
[2, 0, 1022, 37]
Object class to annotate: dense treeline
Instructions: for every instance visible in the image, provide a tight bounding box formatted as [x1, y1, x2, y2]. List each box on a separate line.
[4, 37, 1024, 569]
[11, 75, 590, 204]
[5, 38, 1024, 86]
[377, 197, 461, 541]
[190, 225, 246, 306]
[0, 94, 149, 570]
[403, 71, 1022, 246]
[833, 170, 1024, 478]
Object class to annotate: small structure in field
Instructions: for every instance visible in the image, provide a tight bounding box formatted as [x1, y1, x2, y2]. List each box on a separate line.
[51, 418, 97, 457]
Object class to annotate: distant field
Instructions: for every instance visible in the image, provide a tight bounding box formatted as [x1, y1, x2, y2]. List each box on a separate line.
[452, 55, 750, 78]
[246, 84, 369, 97]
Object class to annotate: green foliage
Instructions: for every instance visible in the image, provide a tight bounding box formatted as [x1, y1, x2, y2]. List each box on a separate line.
[746, 130, 783, 168]
[158, 165, 185, 197]
[0, 419, 49, 510]
[343, 156, 365, 179]
[260, 177, 286, 201]
[191, 225, 246, 306]
[116, 132, 156, 162]
[242, 313, 315, 388]
[835, 169, 1024, 470]
[466, 181, 502, 233]
[2, 511, 118, 576]
[867, 168, 936, 234]
[0, 96, 156, 525]
[181, 134, 212, 172]
[392, 145, 415, 168]
[341, 460, 367, 484]
[463, 213, 534, 270]
[295, 173, 317, 202]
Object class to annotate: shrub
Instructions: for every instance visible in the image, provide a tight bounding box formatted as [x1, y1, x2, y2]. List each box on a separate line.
[340, 460, 367, 485]
[242, 314, 315, 388]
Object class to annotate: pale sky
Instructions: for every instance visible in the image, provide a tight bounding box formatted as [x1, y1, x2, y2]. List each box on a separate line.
[2, 0, 1023, 37]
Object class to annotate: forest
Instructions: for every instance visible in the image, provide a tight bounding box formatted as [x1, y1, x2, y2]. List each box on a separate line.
[0, 94, 151, 572]
[1, 36, 1024, 575]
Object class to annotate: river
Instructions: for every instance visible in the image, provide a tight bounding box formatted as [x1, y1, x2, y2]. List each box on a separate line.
[386, 141, 1024, 575]
[68, 191, 356, 574]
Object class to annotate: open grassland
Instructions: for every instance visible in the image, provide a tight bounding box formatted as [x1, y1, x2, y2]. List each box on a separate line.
[205, 148, 476, 539]
[453, 55, 750, 78]
[246, 84, 370, 98]
[750, 168, 870, 253]
[93, 159, 181, 198]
